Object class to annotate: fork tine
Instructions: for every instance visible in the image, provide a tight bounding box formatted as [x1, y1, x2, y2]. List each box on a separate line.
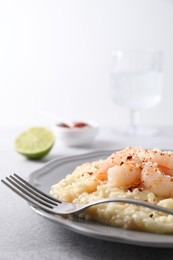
[11, 174, 59, 206]
[14, 174, 61, 203]
[4, 176, 57, 208]
[1, 178, 55, 213]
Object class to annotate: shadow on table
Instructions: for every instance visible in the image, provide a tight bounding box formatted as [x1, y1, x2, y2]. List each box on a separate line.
[49, 224, 173, 260]
[30, 139, 122, 164]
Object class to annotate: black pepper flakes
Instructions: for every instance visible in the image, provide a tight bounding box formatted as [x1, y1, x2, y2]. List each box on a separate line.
[127, 156, 132, 160]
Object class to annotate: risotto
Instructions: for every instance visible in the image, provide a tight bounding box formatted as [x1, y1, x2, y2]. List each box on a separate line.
[50, 147, 173, 233]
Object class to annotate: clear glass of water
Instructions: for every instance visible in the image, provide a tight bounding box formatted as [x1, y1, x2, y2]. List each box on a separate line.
[111, 50, 163, 136]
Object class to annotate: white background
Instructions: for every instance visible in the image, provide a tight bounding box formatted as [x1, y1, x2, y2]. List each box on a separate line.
[0, 0, 173, 128]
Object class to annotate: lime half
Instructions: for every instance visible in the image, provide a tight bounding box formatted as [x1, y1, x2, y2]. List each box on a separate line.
[15, 127, 55, 159]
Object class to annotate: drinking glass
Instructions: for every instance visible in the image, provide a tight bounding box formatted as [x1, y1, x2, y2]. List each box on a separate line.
[111, 50, 163, 136]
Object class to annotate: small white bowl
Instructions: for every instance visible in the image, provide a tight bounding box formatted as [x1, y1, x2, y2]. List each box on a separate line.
[53, 121, 99, 147]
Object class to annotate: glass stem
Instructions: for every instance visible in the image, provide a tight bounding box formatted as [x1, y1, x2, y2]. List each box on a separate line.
[129, 109, 138, 134]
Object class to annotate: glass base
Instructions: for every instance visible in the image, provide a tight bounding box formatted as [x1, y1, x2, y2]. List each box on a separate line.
[128, 126, 159, 136]
[112, 126, 159, 137]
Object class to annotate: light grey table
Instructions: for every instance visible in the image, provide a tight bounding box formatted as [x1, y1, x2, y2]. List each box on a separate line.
[1, 126, 173, 260]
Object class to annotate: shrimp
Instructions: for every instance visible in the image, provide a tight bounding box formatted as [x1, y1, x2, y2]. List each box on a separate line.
[107, 160, 141, 188]
[146, 149, 173, 176]
[141, 162, 173, 198]
[94, 147, 143, 188]
[97, 147, 143, 176]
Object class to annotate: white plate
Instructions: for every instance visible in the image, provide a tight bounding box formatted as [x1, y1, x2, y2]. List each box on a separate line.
[28, 150, 173, 248]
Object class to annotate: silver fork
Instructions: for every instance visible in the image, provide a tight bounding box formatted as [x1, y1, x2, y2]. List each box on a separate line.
[2, 174, 173, 216]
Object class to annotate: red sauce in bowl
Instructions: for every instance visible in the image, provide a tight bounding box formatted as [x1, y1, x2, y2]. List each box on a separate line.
[57, 122, 91, 129]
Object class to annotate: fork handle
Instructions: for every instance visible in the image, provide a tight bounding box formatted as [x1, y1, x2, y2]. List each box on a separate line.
[77, 198, 173, 216]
